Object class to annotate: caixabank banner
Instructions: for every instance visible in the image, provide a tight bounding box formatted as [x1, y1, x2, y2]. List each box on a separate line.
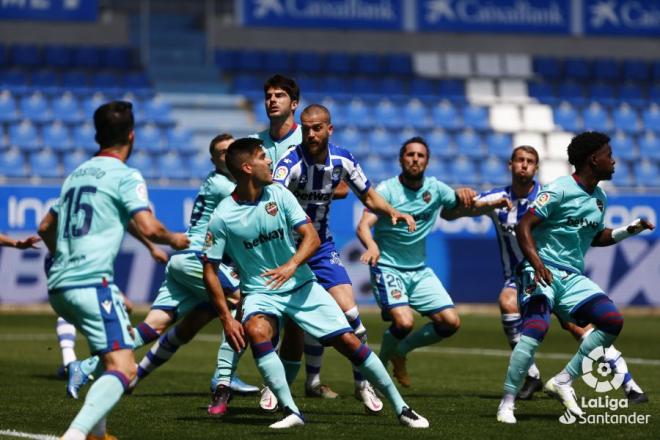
[1, 185, 658, 306]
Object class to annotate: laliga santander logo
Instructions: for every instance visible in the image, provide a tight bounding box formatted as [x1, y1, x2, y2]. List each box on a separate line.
[581, 346, 625, 393]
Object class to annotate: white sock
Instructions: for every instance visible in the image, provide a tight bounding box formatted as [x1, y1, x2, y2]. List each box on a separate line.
[56, 317, 77, 366]
[555, 369, 572, 385]
[62, 428, 85, 440]
[500, 392, 516, 407]
[527, 363, 541, 379]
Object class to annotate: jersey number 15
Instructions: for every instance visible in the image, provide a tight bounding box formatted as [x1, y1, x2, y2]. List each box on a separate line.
[61, 186, 97, 238]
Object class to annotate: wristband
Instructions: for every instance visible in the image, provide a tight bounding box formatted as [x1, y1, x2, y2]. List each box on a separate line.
[612, 218, 645, 242]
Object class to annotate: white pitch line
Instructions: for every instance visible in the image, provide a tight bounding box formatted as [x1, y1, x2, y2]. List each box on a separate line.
[5, 333, 660, 366]
[0, 429, 58, 440]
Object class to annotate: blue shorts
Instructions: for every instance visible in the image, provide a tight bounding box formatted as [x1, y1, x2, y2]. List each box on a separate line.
[49, 283, 134, 356]
[503, 276, 517, 290]
[370, 264, 454, 319]
[241, 281, 353, 345]
[307, 241, 352, 291]
[152, 253, 240, 319]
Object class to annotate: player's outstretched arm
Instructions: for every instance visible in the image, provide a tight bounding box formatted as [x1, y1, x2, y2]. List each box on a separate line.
[262, 222, 320, 289]
[38, 210, 58, 253]
[356, 210, 380, 266]
[441, 189, 511, 221]
[203, 260, 245, 352]
[591, 218, 655, 247]
[128, 220, 169, 263]
[515, 211, 553, 286]
[360, 187, 416, 232]
[332, 180, 350, 200]
[132, 210, 190, 250]
[0, 233, 41, 250]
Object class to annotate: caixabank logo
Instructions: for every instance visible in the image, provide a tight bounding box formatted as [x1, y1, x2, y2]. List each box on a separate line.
[558, 346, 651, 425]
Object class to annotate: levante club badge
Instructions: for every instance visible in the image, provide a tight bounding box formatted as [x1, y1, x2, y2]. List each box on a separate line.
[265, 201, 278, 216]
[423, 191, 432, 203]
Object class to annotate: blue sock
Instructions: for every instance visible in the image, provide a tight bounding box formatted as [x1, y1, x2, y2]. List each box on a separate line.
[134, 322, 160, 348]
[253, 342, 299, 414]
[70, 371, 128, 434]
[351, 345, 407, 414]
[137, 327, 186, 379]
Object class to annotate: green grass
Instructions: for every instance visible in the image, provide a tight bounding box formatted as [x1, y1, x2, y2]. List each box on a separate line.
[0, 310, 658, 439]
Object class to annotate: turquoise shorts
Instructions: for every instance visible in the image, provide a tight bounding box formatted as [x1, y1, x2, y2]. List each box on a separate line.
[152, 253, 240, 319]
[241, 281, 353, 344]
[517, 263, 606, 324]
[49, 283, 134, 356]
[370, 265, 454, 317]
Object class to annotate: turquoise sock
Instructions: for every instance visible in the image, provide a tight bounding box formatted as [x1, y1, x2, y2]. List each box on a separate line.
[357, 352, 407, 414]
[70, 373, 125, 433]
[212, 338, 240, 387]
[80, 356, 101, 378]
[504, 335, 540, 394]
[256, 352, 299, 413]
[379, 329, 402, 365]
[566, 329, 617, 378]
[282, 359, 302, 385]
[395, 323, 443, 357]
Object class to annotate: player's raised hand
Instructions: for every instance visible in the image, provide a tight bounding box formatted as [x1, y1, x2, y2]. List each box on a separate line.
[169, 233, 190, 250]
[491, 197, 513, 211]
[262, 260, 297, 289]
[360, 246, 380, 266]
[14, 235, 41, 249]
[455, 187, 478, 208]
[632, 218, 655, 233]
[223, 316, 246, 352]
[534, 264, 553, 287]
[150, 246, 169, 264]
[392, 211, 416, 232]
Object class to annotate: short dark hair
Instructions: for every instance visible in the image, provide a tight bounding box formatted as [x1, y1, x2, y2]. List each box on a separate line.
[209, 133, 233, 155]
[93, 101, 134, 148]
[567, 131, 611, 170]
[263, 74, 300, 103]
[511, 145, 540, 164]
[399, 136, 430, 160]
[225, 137, 264, 180]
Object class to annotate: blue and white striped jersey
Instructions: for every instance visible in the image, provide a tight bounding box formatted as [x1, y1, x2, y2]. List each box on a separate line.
[477, 181, 541, 280]
[273, 142, 371, 243]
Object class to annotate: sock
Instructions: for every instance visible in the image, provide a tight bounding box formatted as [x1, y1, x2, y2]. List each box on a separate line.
[212, 337, 241, 388]
[304, 332, 324, 388]
[137, 327, 187, 380]
[80, 356, 102, 378]
[527, 362, 541, 379]
[61, 428, 85, 440]
[89, 417, 106, 437]
[501, 313, 522, 349]
[134, 322, 160, 348]
[379, 326, 408, 365]
[565, 329, 617, 379]
[350, 345, 406, 415]
[345, 306, 368, 387]
[56, 317, 77, 367]
[555, 369, 572, 385]
[395, 322, 449, 357]
[253, 343, 299, 414]
[70, 371, 128, 434]
[500, 392, 516, 408]
[282, 359, 302, 385]
[504, 335, 540, 395]
[605, 345, 641, 394]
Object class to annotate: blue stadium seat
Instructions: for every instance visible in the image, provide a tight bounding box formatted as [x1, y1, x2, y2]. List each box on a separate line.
[480, 156, 509, 186]
[588, 82, 617, 106]
[73, 46, 102, 69]
[409, 78, 436, 96]
[582, 103, 610, 131]
[215, 49, 239, 72]
[557, 81, 586, 105]
[386, 53, 412, 77]
[157, 152, 188, 179]
[528, 81, 555, 103]
[622, 60, 649, 81]
[293, 52, 322, 74]
[642, 105, 660, 133]
[612, 104, 640, 133]
[128, 151, 157, 180]
[374, 99, 403, 130]
[633, 160, 660, 187]
[438, 80, 465, 101]
[486, 132, 513, 160]
[533, 57, 561, 80]
[44, 46, 73, 69]
[449, 157, 479, 185]
[396, 127, 418, 148]
[81, 93, 108, 119]
[103, 47, 133, 69]
[143, 97, 174, 125]
[8, 120, 41, 150]
[264, 51, 292, 74]
[638, 132, 660, 161]
[91, 72, 123, 95]
[356, 53, 383, 75]
[402, 99, 431, 130]
[0, 45, 7, 67]
[349, 76, 378, 96]
[379, 77, 406, 96]
[361, 154, 388, 184]
[367, 127, 397, 155]
[19, 92, 51, 124]
[326, 53, 352, 75]
[652, 61, 660, 81]
[455, 129, 483, 159]
[650, 84, 660, 103]
[42, 121, 73, 152]
[165, 126, 195, 154]
[186, 153, 208, 179]
[232, 74, 261, 94]
[237, 51, 264, 72]
[11, 44, 41, 68]
[319, 75, 350, 97]
[427, 128, 453, 158]
[425, 157, 447, 181]
[333, 126, 364, 151]
[29, 149, 60, 178]
[0, 69, 30, 94]
[124, 72, 151, 93]
[564, 58, 591, 80]
[62, 149, 88, 175]
[72, 122, 98, 152]
[611, 163, 634, 187]
[553, 102, 582, 132]
[61, 71, 90, 94]
[610, 131, 636, 162]
[619, 82, 645, 106]
[462, 104, 489, 131]
[30, 70, 60, 95]
[346, 99, 372, 129]
[432, 100, 460, 130]
[135, 124, 164, 153]
[0, 91, 19, 123]
[0, 148, 27, 177]
[51, 92, 84, 124]
[592, 59, 620, 81]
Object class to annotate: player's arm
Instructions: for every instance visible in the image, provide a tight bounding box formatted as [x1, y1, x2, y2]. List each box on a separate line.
[262, 221, 320, 289]
[359, 187, 416, 232]
[131, 210, 189, 250]
[515, 211, 553, 286]
[202, 260, 245, 352]
[441, 195, 512, 220]
[332, 180, 350, 199]
[128, 220, 169, 263]
[0, 232, 41, 250]
[356, 210, 380, 266]
[37, 209, 58, 253]
[591, 218, 655, 247]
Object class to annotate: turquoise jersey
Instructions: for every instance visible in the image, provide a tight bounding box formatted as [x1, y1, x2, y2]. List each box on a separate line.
[187, 171, 235, 251]
[202, 183, 314, 295]
[250, 124, 302, 164]
[48, 154, 150, 290]
[373, 176, 458, 270]
[529, 174, 607, 274]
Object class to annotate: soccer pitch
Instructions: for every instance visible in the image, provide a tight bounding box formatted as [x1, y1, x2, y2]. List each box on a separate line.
[0, 309, 658, 439]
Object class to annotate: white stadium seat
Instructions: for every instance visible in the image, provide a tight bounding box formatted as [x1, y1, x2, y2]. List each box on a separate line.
[444, 52, 472, 77]
[490, 104, 522, 132]
[467, 78, 497, 104]
[503, 53, 533, 78]
[475, 53, 502, 77]
[522, 104, 555, 132]
[412, 52, 443, 78]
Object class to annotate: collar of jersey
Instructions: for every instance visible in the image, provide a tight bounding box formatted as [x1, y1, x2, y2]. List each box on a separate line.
[299, 142, 332, 167]
[231, 189, 264, 205]
[398, 174, 426, 192]
[571, 173, 596, 195]
[270, 123, 298, 142]
[94, 150, 123, 161]
[508, 180, 540, 201]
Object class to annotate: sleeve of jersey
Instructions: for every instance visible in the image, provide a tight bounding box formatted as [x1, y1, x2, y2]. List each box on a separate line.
[365, 182, 390, 214]
[280, 186, 310, 230]
[344, 153, 371, 195]
[272, 155, 295, 187]
[201, 215, 227, 263]
[49, 198, 60, 217]
[119, 170, 150, 216]
[529, 187, 559, 219]
[436, 180, 459, 209]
